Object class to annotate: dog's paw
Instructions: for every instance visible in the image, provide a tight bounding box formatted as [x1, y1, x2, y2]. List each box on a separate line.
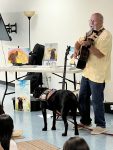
[62, 132, 67, 136]
[51, 126, 56, 130]
[42, 127, 47, 131]
[75, 131, 79, 135]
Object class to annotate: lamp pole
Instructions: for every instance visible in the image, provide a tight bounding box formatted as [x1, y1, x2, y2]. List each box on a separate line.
[24, 11, 35, 50]
[28, 16, 31, 50]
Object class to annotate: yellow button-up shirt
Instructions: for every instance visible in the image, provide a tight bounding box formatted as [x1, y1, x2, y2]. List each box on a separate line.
[82, 29, 112, 83]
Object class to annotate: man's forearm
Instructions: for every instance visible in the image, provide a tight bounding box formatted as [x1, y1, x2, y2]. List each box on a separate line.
[74, 41, 81, 50]
[74, 41, 81, 58]
[89, 45, 104, 58]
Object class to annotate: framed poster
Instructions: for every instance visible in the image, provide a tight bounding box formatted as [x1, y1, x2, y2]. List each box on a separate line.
[8, 48, 30, 64]
[44, 43, 58, 59]
[15, 80, 30, 111]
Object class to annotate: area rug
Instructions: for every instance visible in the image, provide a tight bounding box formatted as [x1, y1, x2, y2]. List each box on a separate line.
[12, 130, 24, 140]
[17, 139, 60, 150]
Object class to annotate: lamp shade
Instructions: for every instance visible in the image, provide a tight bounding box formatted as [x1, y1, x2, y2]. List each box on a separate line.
[24, 11, 35, 18]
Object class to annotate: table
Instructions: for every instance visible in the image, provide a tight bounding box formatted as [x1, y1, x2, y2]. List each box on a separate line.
[0, 65, 81, 73]
[0, 65, 82, 105]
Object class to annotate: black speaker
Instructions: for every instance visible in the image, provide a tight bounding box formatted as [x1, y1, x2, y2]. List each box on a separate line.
[30, 96, 41, 111]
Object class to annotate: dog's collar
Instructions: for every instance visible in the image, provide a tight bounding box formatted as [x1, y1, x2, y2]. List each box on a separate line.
[39, 89, 56, 101]
[46, 89, 56, 100]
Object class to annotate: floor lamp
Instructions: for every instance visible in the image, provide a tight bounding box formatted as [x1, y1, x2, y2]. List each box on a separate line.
[24, 11, 35, 50]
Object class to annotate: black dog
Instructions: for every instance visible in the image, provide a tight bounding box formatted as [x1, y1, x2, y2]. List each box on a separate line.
[40, 89, 79, 136]
[0, 104, 5, 115]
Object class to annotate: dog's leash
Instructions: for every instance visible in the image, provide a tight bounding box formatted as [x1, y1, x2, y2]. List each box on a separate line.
[68, 119, 113, 137]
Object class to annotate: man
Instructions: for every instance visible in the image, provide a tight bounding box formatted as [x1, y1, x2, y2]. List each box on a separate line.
[74, 13, 112, 134]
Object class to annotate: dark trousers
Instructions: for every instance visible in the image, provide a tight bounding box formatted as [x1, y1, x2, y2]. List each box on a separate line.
[79, 76, 106, 127]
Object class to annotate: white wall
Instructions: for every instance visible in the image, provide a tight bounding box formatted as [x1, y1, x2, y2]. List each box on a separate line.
[0, 0, 113, 101]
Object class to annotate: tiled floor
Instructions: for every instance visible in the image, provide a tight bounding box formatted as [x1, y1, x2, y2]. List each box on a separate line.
[1, 85, 113, 150]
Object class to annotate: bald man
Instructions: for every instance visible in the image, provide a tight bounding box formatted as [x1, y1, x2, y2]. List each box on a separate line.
[74, 13, 112, 134]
